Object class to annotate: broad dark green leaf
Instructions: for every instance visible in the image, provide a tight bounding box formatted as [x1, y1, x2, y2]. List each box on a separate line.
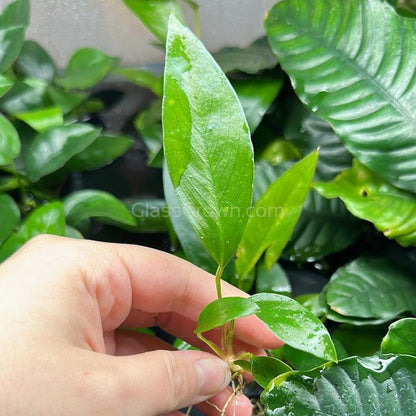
[262, 355, 416, 416]
[163, 165, 217, 273]
[283, 190, 361, 263]
[15, 40, 56, 82]
[25, 124, 101, 181]
[284, 101, 352, 181]
[0, 194, 20, 243]
[0, 202, 65, 262]
[213, 37, 278, 74]
[59, 48, 116, 90]
[113, 67, 163, 96]
[236, 152, 317, 278]
[122, 0, 183, 43]
[163, 16, 254, 267]
[64, 190, 136, 227]
[0, 0, 29, 73]
[0, 114, 20, 165]
[251, 356, 292, 388]
[15, 106, 63, 132]
[252, 293, 337, 361]
[126, 198, 169, 233]
[47, 86, 87, 114]
[233, 76, 283, 133]
[195, 297, 259, 334]
[315, 161, 416, 247]
[67, 134, 133, 171]
[265, 0, 416, 193]
[256, 261, 291, 296]
[0, 80, 50, 114]
[382, 318, 416, 355]
[387, 0, 416, 17]
[0, 75, 13, 98]
[325, 257, 416, 323]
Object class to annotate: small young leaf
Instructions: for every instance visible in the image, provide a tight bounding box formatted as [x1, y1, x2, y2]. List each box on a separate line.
[25, 123, 101, 181]
[262, 355, 416, 416]
[67, 134, 133, 171]
[236, 152, 317, 279]
[113, 67, 163, 96]
[122, 0, 184, 43]
[0, 0, 29, 73]
[252, 293, 337, 362]
[64, 190, 136, 227]
[15, 106, 63, 133]
[324, 257, 416, 322]
[195, 297, 259, 334]
[59, 48, 116, 90]
[233, 76, 283, 134]
[15, 40, 56, 83]
[163, 16, 254, 267]
[382, 318, 416, 355]
[0, 194, 20, 243]
[47, 86, 87, 114]
[315, 161, 416, 247]
[0, 114, 20, 165]
[251, 356, 292, 388]
[0, 202, 66, 262]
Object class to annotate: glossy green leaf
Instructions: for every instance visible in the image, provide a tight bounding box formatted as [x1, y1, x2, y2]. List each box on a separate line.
[382, 318, 416, 355]
[0, 80, 50, 115]
[173, 338, 198, 351]
[67, 134, 133, 171]
[25, 124, 101, 181]
[295, 293, 327, 319]
[15, 106, 63, 132]
[262, 355, 416, 416]
[0, 194, 20, 243]
[59, 48, 116, 90]
[256, 261, 291, 296]
[0, 75, 14, 98]
[0, 0, 29, 73]
[0, 114, 20, 165]
[0, 202, 65, 262]
[284, 101, 352, 181]
[163, 16, 254, 267]
[195, 297, 259, 334]
[122, 0, 183, 43]
[259, 140, 301, 166]
[233, 76, 283, 133]
[387, 0, 416, 17]
[282, 345, 327, 371]
[47, 86, 87, 114]
[251, 356, 292, 388]
[283, 190, 361, 263]
[252, 293, 337, 361]
[113, 67, 163, 96]
[326, 309, 391, 327]
[163, 165, 217, 273]
[15, 40, 56, 83]
[127, 198, 169, 233]
[265, 0, 416, 193]
[315, 161, 416, 247]
[213, 37, 278, 74]
[236, 152, 317, 278]
[64, 190, 136, 227]
[325, 257, 416, 323]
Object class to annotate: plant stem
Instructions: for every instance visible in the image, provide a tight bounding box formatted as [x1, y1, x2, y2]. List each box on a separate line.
[181, 0, 201, 38]
[215, 264, 224, 299]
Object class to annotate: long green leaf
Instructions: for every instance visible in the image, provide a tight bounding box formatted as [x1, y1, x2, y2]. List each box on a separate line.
[25, 124, 101, 181]
[252, 293, 337, 362]
[0, 0, 29, 73]
[163, 16, 254, 267]
[15, 106, 63, 133]
[315, 160, 416, 247]
[265, 0, 416, 192]
[0, 114, 20, 165]
[382, 318, 416, 355]
[122, 0, 184, 44]
[236, 152, 317, 278]
[324, 257, 416, 323]
[0, 202, 65, 263]
[262, 355, 416, 416]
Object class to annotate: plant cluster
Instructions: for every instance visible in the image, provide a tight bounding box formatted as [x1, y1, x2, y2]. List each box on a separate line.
[1, 0, 416, 415]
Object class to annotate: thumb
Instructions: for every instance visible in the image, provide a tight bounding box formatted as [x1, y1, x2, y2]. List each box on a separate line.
[100, 350, 231, 416]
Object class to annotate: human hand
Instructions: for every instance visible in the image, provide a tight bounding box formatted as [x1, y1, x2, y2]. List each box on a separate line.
[0, 235, 281, 415]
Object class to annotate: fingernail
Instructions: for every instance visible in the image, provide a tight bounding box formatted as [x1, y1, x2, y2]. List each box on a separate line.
[195, 357, 231, 397]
